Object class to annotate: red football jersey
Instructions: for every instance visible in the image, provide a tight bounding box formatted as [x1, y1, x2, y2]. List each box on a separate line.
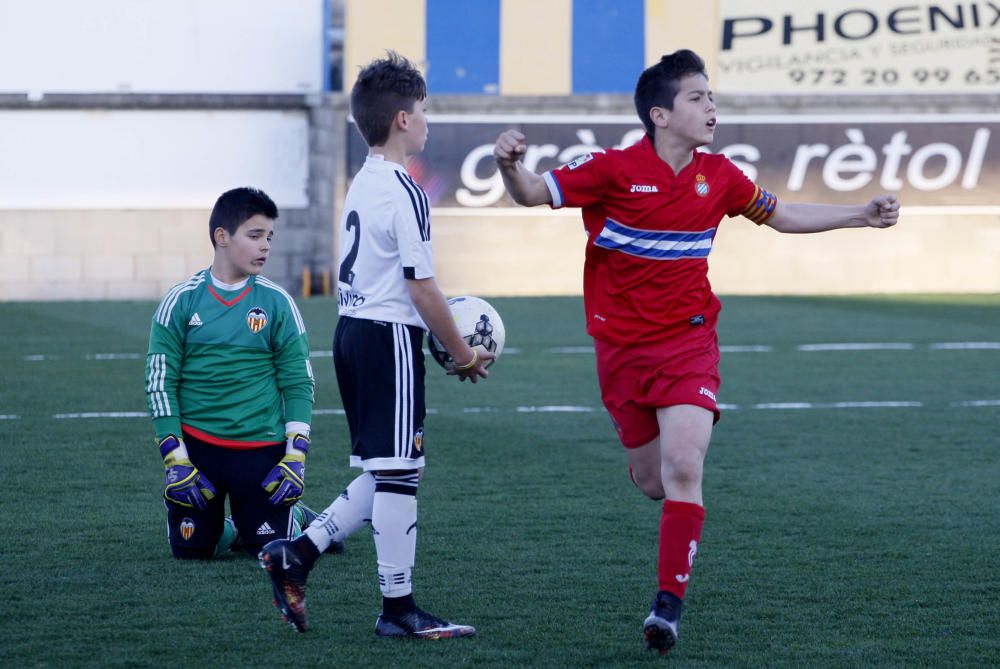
[544, 135, 777, 345]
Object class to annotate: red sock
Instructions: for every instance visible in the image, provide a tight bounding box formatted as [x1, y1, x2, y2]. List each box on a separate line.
[657, 500, 705, 599]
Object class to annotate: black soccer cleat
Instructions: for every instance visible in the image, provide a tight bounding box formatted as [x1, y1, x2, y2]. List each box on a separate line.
[375, 607, 476, 639]
[643, 590, 683, 656]
[258, 539, 313, 632]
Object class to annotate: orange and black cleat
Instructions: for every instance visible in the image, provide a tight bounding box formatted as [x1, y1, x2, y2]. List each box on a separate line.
[259, 538, 314, 632]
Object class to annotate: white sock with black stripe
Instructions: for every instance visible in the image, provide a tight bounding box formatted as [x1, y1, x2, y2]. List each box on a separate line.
[304, 471, 375, 552]
[373, 470, 420, 598]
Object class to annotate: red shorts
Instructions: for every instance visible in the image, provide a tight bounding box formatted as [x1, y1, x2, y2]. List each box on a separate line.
[594, 327, 721, 449]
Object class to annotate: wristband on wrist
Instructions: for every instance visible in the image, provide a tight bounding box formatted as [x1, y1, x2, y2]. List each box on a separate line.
[454, 348, 478, 372]
[158, 434, 185, 460]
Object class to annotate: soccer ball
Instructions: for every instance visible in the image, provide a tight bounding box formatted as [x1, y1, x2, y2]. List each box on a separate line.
[428, 296, 505, 369]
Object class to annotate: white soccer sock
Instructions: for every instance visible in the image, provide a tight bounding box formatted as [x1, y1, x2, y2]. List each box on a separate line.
[304, 471, 375, 553]
[372, 481, 418, 598]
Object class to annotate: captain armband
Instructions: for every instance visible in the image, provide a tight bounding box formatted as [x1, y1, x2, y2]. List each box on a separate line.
[740, 185, 778, 225]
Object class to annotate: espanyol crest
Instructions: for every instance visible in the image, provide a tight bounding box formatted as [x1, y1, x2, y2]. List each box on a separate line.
[695, 174, 710, 197]
[247, 307, 268, 333]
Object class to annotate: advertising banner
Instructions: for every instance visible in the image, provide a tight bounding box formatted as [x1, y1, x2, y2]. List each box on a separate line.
[347, 114, 999, 209]
[716, 0, 1000, 93]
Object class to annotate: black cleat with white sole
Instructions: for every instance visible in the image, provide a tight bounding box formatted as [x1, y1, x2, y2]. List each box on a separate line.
[375, 607, 476, 639]
[643, 590, 683, 655]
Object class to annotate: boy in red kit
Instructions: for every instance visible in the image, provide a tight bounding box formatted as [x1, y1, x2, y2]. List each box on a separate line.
[493, 49, 900, 655]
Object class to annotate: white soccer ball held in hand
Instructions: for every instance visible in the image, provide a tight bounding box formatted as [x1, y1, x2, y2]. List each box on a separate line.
[428, 296, 505, 370]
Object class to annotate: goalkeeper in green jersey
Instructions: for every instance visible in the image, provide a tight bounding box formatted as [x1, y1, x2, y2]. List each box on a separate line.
[145, 187, 317, 559]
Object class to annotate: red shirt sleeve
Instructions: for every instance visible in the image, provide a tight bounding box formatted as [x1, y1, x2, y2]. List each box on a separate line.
[721, 157, 778, 225]
[543, 151, 613, 209]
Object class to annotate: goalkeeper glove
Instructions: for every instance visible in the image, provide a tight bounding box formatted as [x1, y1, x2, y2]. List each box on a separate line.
[160, 435, 216, 510]
[261, 433, 308, 507]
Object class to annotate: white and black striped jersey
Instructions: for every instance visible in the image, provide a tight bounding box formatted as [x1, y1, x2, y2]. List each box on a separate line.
[336, 154, 435, 328]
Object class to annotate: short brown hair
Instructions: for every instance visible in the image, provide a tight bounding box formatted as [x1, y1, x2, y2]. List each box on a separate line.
[350, 52, 427, 147]
[633, 50, 707, 136]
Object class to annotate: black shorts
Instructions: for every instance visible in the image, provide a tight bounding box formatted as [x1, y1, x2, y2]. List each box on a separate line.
[165, 433, 295, 557]
[334, 316, 426, 471]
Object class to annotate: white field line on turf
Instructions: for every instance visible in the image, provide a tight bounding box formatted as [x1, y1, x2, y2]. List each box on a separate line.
[752, 401, 923, 410]
[546, 345, 775, 353]
[797, 343, 914, 351]
[6, 400, 996, 421]
[518, 405, 595, 413]
[19, 342, 1000, 362]
[546, 346, 595, 354]
[929, 342, 1000, 350]
[86, 353, 142, 360]
[313, 347, 526, 358]
[544, 343, 1000, 354]
[53, 412, 148, 419]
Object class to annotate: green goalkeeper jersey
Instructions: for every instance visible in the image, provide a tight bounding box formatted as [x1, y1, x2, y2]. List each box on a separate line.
[145, 269, 314, 446]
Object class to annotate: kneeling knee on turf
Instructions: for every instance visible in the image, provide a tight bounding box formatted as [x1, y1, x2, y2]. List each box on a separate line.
[170, 544, 217, 560]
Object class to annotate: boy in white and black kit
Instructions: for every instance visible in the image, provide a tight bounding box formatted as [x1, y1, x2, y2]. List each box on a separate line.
[259, 52, 494, 639]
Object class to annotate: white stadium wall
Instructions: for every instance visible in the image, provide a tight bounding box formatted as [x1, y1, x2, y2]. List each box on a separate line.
[1, 0, 999, 301]
[0, 0, 330, 301]
[0, 1, 324, 94]
[0, 109, 312, 301]
[0, 111, 310, 210]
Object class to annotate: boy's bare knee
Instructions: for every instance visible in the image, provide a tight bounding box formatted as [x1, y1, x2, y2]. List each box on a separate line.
[661, 453, 703, 490]
[631, 467, 666, 500]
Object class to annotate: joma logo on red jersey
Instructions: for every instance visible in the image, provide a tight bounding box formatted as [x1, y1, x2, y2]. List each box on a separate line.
[630, 184, 659, 193]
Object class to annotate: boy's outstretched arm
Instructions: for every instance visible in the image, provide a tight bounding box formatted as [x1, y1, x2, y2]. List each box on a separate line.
[765, 194, 900, 233]
[494, 130, 552, 207]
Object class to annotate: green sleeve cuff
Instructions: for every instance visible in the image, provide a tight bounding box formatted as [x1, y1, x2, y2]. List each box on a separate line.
[284, 398, 313, 425]
[152, 416, 183, 443]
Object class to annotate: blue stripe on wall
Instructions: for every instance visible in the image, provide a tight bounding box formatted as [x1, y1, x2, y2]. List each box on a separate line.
[426, 0, 500, 94]
[322, 0, 331, 92]
[572, 0, 645, 93]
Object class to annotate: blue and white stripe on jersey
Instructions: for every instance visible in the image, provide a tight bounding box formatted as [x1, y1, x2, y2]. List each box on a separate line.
[146, 353, 171, 418]
[543, 171, 565, 208]
[154, 271, 206, 327]
[393, 170, 431, 242]
[392, 323, 415, 460]
[594, 218, 716, 260]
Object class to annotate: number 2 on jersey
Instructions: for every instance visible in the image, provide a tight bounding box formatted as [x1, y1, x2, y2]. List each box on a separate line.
[339, 211, 361, 285]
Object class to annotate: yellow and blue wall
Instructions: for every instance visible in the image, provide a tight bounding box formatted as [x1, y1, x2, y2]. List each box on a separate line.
[344, 0, 716, 95]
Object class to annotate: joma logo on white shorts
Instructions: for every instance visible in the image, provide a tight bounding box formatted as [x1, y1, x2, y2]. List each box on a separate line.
[699, 387, 717, 402]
